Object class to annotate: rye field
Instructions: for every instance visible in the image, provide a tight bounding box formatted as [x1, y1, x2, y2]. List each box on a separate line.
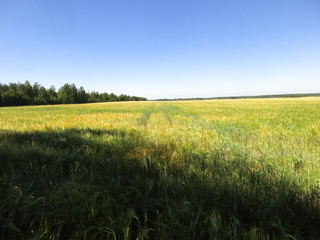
[0, 97, 320, 239]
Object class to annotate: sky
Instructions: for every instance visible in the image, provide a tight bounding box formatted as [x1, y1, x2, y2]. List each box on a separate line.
[0, 0, 319, 99]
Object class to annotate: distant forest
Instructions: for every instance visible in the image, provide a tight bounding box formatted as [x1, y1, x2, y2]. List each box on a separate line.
[158, 93, 320, 101]
[0, 81, 147, 107]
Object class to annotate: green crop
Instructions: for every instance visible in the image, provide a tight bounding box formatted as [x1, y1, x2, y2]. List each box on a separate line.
[1, 98, 319, 239]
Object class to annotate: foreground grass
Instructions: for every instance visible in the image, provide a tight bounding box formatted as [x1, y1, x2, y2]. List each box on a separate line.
[0, 98, 320, 239]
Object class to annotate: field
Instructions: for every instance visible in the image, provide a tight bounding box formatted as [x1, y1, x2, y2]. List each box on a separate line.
[1, 97, 320, 239]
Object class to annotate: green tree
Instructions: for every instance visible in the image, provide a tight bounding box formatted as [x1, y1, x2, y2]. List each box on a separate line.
[118, 94, 128, 101]
[78, 86, 88, 103]
[88, 91, 99, 103]
[108, 93, 117, 102]
[34, 86, 49, 104]
[58, 84, 78, 104]
[0, 81, 147, 106]
[99, 92, 109, 102]
[32, 82, 40, 99]
[47, 86, 58, 104]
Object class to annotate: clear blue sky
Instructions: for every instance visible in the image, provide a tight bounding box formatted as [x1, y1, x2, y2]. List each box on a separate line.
[0, 0, 319, 99]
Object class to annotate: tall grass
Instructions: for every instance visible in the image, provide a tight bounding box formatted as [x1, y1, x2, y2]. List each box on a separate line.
[0, 98, 320, 239]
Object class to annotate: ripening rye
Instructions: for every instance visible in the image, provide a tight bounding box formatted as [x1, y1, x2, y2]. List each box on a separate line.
[0, 97, 320, 239]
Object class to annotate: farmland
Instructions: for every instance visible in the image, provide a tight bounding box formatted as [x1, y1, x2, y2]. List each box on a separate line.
[1, 97, 320, 239]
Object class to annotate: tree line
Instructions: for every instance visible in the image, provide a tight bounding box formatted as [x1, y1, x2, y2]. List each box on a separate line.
[0, 81, 147, 107]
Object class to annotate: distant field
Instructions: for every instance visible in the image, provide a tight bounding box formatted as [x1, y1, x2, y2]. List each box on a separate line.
[1, 97, 320, 239]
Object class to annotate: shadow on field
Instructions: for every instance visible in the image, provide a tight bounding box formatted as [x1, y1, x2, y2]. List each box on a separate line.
[0, 128, 319, 239]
